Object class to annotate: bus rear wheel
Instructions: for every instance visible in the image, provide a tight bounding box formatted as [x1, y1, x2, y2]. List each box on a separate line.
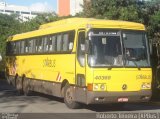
[64, 84, 81, 109]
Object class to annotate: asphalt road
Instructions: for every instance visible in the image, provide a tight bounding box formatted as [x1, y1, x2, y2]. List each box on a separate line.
[0, 79, 160, 119]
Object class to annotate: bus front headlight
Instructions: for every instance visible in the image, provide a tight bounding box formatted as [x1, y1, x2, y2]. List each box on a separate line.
[100, 84, 105, 90]
[93, 84, 106, 91]
[141, 83, 151, 89]
[94, 84, 99, 90]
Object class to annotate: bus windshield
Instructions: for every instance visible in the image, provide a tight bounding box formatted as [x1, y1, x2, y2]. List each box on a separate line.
[88, 29, 150, 67]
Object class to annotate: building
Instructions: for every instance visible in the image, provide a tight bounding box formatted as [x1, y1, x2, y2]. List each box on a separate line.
[57, 0, 152, 16]
[58, 0, 83, 16]
[0, 1, 45, 21]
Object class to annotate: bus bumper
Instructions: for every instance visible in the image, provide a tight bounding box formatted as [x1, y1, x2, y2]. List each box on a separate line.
[86, 90, 151, 104]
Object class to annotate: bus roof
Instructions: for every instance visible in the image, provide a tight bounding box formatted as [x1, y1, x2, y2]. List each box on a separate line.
[9, 17, 145, 41]
[39, 18, 145, 30]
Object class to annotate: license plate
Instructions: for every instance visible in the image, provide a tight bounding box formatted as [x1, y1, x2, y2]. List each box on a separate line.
[118, 98, 128, 102]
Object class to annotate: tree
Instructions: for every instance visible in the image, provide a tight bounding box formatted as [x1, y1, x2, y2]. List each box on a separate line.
[0, 14, 20, 55]
[148, 10, 160, 41]
[145, 0, 160, 40]
[19, 12, 59, 32]
[0, 14, 21, 71]
[81, 0, 141, 22]
[80, 0, 160, 41]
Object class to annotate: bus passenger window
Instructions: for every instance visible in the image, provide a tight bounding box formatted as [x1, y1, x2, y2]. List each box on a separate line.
[25, 40, 29, 53]
[48, 37, 52, 52]
[13, 42, 16, 54]
[16, 41, 20, 54]
[20, 41, 25, 54]
[57, 34, 62, 52]
[43, 36, 49, 52]
[25, 40, 33, 53]
[63, 33, 69, 51]
[68, 31, 75, 51]
[30, 40, 34, 53]
[51, 36, 56, 52]
[36, 38, 43, 53]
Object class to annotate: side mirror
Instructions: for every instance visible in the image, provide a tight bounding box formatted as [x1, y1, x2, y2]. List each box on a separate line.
[0, 54, 2, 61]
[85, 40, 89, 54]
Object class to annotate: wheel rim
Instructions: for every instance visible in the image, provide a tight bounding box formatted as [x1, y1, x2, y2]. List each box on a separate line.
[66, 88, 73, 104]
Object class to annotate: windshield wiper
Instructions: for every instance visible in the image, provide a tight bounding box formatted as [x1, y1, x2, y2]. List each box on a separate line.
[126, 57, 141, 70]
[108, 64, 113, 70]
[132, 60, 141, 70]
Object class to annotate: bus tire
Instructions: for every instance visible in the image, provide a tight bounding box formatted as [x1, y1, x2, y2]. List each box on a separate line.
[64, 84, 81, 109]
[16, 76, 23, 95]
[23, 77, 30, 96]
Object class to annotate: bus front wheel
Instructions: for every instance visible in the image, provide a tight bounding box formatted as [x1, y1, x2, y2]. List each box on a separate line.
[64, 84, 81, 109]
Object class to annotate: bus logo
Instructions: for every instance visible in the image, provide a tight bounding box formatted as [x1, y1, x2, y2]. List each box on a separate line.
[122, 84, 127, 90]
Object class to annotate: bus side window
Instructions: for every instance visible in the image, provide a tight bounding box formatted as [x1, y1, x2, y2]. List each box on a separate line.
[30, 40, 34, 53]
[25, 40, 33, 53]
[48, 36, 52, 52]
[69, 31, 75, 51]
[16, 41, 20, 54]
[57, 34, 62, 52]
[25, 40, 29, 53]
[43, 36, 49, 52]
[35, 38, 38, 52]
[39, 39, 43, 52]
[20, 41, 25, 54]
[77, 31, 85, 67]
[36, 38, 43, 53]
[63, 33, 69, 51]
[13, 42, 16, 54]
[51, 35, 56, 52]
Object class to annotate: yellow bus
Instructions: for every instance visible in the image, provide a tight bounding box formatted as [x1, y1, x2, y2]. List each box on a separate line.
[6, 18, 152, 109]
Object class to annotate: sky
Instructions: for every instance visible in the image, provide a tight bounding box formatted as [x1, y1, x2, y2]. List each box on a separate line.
[4, 0, 57, 12]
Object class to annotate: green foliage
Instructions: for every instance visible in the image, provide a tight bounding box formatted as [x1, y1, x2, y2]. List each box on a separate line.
[81, 0, 141, 22]
[0, 14, 21, 70]
[0, 14, 20, 54]
[148, 10, 160, 40]
[145, 0, 160, 40]
[19, 12, 59, 32]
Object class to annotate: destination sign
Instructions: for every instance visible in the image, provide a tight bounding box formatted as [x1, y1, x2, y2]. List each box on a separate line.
[89, 30, 120, 36]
